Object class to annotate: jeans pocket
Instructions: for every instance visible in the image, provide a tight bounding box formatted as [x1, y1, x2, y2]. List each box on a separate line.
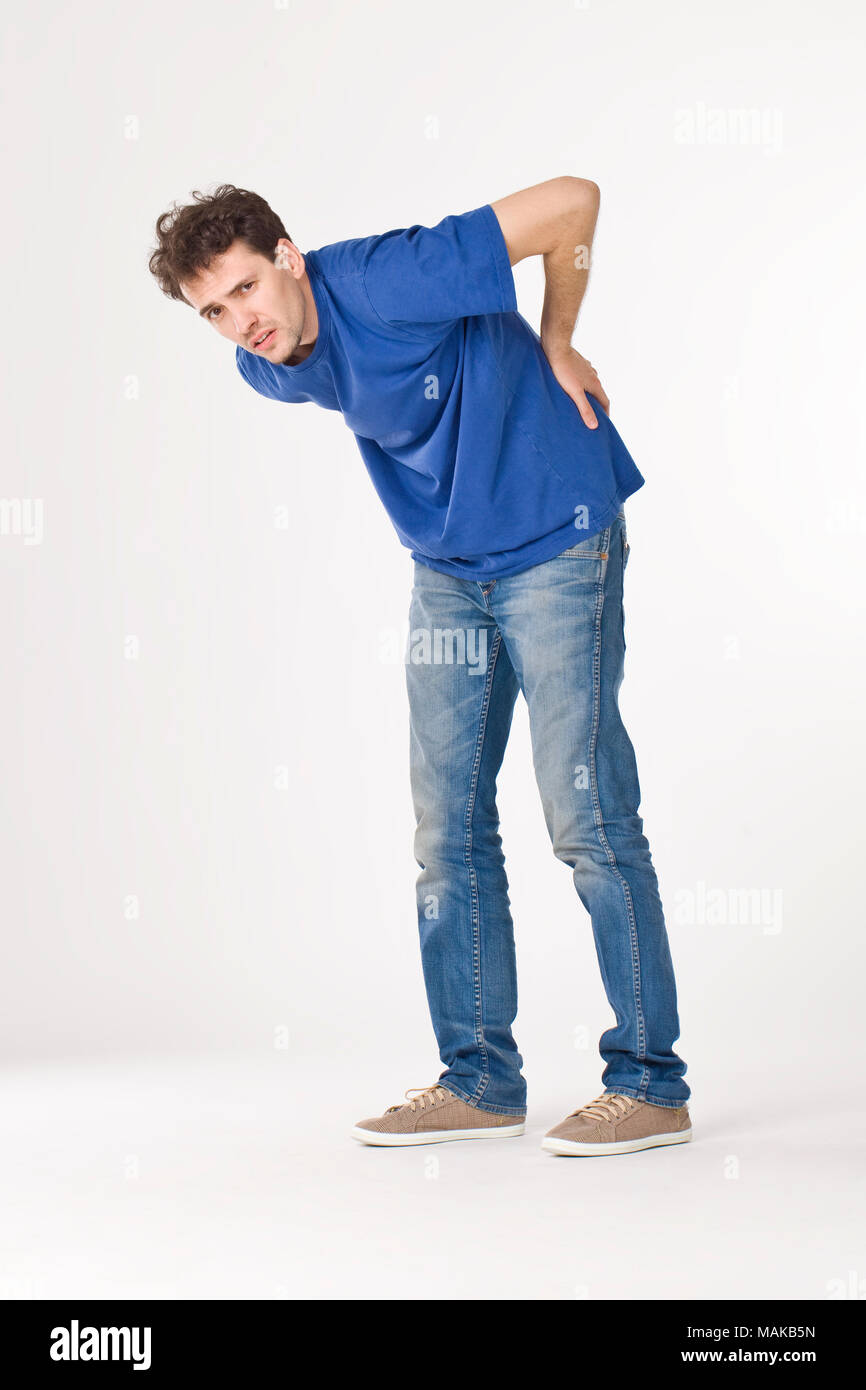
[556, 524, 610, 559]
[613, 508, 628, 564]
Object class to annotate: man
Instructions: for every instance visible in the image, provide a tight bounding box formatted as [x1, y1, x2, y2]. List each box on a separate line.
[148, 176, 691, 1157]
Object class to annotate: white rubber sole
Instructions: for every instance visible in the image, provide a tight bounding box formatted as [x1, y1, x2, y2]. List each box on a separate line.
[351, 1122, 526, 1146]
[541, 1127, 692, 1156]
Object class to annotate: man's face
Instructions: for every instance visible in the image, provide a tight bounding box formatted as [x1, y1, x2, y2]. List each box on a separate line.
[180, 237, 314, 364]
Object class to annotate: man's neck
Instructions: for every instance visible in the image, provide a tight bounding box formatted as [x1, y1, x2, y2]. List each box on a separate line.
[284, 339, 316, 366]
[283, 275, 319, 365]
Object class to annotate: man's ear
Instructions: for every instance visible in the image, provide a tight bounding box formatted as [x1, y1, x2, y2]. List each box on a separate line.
[274, 238, 303, 275]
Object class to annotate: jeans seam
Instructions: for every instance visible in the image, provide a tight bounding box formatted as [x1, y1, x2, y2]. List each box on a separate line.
[461, 623, 505, 1109]
[587, 529, 650, 1098]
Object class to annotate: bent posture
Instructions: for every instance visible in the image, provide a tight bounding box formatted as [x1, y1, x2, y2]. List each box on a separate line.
[148, 177, 691, 1156]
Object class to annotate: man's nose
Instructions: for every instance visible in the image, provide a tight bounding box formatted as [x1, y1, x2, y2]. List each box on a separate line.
[232, 311, 257, 337]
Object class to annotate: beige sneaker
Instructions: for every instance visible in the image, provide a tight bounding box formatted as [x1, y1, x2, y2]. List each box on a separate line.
[351, 1084, 526, 1146]
[542, 1091, 692, 1156]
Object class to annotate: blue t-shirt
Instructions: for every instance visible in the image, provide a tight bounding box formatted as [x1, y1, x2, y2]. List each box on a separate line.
[235, 203, 644, 579]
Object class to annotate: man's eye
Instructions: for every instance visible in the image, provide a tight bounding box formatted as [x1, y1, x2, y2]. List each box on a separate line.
[207, 284, 253, 320]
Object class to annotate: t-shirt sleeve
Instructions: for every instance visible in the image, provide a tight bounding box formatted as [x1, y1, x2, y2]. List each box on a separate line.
[361, 203, 517, 332]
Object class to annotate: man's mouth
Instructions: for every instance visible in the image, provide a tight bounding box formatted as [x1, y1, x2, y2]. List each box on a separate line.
[252, 329, 276, 350]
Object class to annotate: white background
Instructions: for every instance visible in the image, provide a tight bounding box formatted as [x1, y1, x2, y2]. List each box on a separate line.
[1, 0, 864, 1300]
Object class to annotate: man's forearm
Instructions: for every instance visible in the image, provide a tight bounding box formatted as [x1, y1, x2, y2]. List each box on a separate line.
[539, 183, 600, 359]
[489, 176, 608, 425]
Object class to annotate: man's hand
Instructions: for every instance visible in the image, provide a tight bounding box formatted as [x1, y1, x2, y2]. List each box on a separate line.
[544, 345, 610, 429]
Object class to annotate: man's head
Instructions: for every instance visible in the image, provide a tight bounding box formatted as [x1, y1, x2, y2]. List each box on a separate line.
[148, 184, 316, 364]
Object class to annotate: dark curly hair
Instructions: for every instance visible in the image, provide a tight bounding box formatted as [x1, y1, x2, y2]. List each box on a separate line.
[148, 184, 291, 305]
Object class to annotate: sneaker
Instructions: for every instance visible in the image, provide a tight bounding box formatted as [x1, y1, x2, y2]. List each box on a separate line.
[542, 1091, 692, 1156]
[351, 1084, 526, 1146]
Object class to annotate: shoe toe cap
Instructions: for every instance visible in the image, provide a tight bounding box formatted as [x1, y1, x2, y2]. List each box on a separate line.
[545, 1118, 601, 1142]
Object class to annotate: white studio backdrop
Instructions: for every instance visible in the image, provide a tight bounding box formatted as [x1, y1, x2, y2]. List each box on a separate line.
[1, 0, 863, 1116]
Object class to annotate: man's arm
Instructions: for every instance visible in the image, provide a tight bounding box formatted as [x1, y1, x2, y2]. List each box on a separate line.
[489, 176, 610, 428]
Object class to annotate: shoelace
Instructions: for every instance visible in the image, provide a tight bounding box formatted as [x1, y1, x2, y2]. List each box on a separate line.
[386, 1084, 450, 1114]
[573, 1092, 637, 1122]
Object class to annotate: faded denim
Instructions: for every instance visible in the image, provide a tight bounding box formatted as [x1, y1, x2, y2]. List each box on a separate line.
[405, 512, 690, 1115]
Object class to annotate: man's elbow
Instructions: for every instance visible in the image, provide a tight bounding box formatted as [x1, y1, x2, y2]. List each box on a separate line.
[564, 175, 600, 205]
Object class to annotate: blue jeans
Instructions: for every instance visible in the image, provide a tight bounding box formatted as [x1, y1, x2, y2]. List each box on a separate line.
[405, 511, 689, 1115]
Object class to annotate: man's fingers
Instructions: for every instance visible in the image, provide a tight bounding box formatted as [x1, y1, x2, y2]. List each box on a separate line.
[587, 378, 610, 417]
[576, 390, 598, 428]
